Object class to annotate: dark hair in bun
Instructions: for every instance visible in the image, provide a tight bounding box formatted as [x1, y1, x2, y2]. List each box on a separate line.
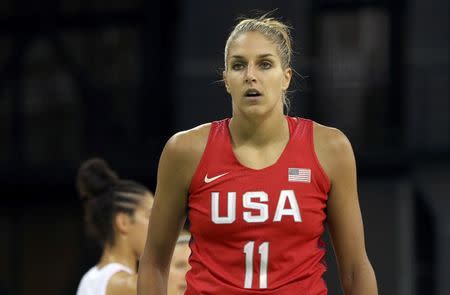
[76, 158, 119, 200]
[76, 158, 152, 247]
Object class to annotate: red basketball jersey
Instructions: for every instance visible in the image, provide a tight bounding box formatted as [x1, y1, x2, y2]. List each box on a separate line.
[186, 117, 330, 294]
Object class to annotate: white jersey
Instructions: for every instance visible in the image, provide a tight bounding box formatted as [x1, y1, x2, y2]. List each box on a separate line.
[76, 263, 133, 295]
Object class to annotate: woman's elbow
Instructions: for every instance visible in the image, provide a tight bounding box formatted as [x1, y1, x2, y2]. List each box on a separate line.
[340, 260, 377, 295]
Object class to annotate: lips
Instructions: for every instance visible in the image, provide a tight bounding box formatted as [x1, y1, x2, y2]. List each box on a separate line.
[244, 88, 263, 97]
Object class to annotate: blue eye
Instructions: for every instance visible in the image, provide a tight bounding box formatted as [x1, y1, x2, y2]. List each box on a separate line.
[260, 61, 272, 69]
[232, 63, 244, 70]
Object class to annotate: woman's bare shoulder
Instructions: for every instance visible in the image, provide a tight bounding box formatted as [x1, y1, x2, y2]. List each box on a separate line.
[313, 122, 351, 151]
[312, 121, 355, 179]
[106, 272, 137, 295]
[158, 123, 212, 189]
[167, 123, 211, 156]
[163, 123, 211, 165]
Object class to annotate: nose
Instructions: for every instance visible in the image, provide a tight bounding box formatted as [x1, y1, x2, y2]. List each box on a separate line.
[245, 63, 257, 83]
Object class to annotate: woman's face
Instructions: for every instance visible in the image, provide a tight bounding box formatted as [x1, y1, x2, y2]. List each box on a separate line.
[128, 193, 154, 258]
[224, 31, 292, 118]
[168, 241, 191, 295]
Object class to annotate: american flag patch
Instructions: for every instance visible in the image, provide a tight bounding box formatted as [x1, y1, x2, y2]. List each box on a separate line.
[288, 168, 311, 183]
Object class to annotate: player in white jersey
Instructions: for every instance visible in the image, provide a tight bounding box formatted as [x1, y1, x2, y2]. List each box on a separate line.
[76, 158, 154, 295]
[168, 231, 191, 295]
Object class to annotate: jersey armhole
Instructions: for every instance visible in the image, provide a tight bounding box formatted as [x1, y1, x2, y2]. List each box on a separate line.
[187, 123, 214, 194]
[309, 120, 332, 194]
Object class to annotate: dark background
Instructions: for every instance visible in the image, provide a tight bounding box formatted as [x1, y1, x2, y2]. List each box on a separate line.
[0, 0, 448, 294]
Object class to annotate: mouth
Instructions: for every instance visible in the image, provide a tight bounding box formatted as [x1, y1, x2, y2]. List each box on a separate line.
[244, 88, 263, 99]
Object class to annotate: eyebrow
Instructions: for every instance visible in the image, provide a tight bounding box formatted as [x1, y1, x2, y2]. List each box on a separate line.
[230, 54, 275, 59]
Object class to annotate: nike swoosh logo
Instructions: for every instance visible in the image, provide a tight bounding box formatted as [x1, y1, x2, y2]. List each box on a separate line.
[204, 172, 229, 184]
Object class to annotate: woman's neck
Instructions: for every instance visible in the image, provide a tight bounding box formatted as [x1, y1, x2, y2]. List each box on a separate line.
[229, 111, 288, 147]
[98, 243, 137, 272]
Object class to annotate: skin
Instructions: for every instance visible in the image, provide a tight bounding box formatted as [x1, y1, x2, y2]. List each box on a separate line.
[167, 240, 191, 295]
[224, 31, 292, 169]
[138, 30, 377, 294]
[96, 193, 153, 295]
[314, 126, 378, 294]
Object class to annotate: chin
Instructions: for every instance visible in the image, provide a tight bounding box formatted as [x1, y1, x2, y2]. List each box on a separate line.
[244, 107, 274, 119]
[237, 101, 281, 117]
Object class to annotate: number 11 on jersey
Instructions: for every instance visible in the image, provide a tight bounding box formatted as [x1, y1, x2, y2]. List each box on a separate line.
[243, 241, 269, 289]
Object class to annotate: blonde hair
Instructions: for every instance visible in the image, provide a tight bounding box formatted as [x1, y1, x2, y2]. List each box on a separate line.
[224, 14, 294, 112]
[224, 15, 293, 71]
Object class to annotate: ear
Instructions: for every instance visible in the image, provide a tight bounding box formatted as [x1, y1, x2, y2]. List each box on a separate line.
[282, 68, 292, 91]
[114, 212, 131, 234]
[223, 70, 230, 94]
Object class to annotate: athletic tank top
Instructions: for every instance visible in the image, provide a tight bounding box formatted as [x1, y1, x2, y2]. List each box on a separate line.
[76, 263, 133, 295]
[186, 117, 331, 295]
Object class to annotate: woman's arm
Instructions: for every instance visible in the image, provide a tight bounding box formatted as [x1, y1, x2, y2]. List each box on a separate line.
[138, 128, 207, 295]
[137, 126, 207, 295]
[314, 123, 378, 295]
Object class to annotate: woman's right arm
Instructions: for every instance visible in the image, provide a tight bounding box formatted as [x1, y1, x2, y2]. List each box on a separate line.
[137, 133, 193, 294]
[137, 126, 208, 295]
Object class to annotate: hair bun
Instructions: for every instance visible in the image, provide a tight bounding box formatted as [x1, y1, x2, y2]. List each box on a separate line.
[76, 158, 119, 200]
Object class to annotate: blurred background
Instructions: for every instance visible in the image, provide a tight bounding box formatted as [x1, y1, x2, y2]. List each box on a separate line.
[0, 0, 448, 294]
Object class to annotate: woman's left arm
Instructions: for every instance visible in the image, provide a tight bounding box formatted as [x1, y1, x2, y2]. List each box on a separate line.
[314, 123, 378, 295]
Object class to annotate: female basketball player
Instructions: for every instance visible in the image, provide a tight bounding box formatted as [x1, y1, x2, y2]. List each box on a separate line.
[76, 158, 154, 295]
[138, 14, 377, 294]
